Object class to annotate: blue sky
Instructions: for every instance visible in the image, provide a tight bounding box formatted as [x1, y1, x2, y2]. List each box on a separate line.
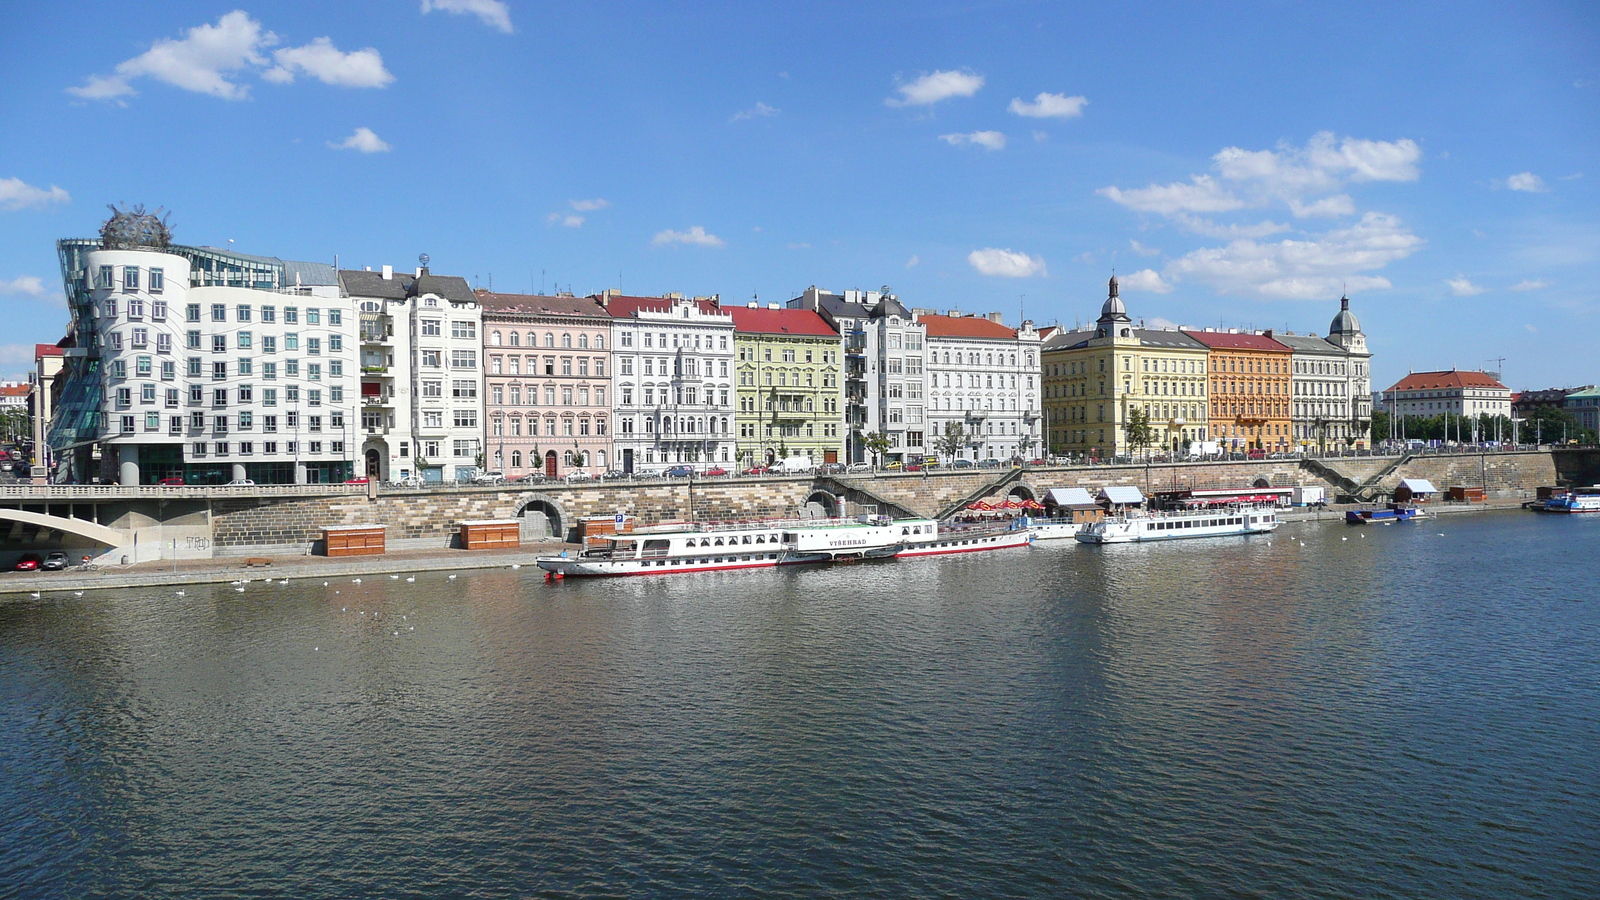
[2, 1, 1596, 390]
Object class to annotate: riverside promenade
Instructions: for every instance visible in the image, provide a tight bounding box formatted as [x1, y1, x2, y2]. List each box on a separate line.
[0, 540, 580, 596]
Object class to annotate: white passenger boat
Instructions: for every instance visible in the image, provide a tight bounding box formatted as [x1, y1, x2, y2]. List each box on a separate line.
[895, 522, 1034, 556]
[1075, 507, 1279, 544]
[537, 516, 934, 577]
[1015, 516, 1086, 541]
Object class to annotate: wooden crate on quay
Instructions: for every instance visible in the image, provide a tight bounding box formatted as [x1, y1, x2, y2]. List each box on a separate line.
[459, 519, 521, 550]
[1447, 486, 1486, 503]
[323, 525, 386, 557]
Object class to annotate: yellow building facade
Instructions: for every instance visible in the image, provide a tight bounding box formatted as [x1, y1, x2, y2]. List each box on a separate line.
[1042, 278, 1210, 458]
[729, 305, 846, 467]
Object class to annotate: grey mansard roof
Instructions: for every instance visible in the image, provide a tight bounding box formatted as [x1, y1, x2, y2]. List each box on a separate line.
[1042, 328, 1205, 353]
[1272, 333, 1345, 355]
[340, 269, 475, 304]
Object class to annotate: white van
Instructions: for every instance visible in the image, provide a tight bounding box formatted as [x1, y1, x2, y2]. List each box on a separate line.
[772, 455, 814, 474]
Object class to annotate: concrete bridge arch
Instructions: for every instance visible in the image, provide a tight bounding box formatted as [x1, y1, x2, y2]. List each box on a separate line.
[0, 508, 126, 553]
[513, 495, 570, 541]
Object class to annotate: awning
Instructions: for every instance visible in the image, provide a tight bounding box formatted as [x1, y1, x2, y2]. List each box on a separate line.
[1099, 485, 1145, 505]
[1045, 487, 1095, 506]
[1399, 478, 1438, 493]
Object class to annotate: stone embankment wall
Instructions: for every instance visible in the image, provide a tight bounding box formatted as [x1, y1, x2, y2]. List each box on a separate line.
[206, 451, 1560, 551]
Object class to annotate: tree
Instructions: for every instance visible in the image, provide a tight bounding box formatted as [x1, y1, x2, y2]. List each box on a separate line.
[1124, 406, 1155, 458]
[862, 431, 893, 468]
[935, 421, 967, 460]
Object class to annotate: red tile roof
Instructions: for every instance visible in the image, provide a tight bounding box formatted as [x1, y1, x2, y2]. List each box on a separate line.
[1384, 370, 1508, 392]
[726, 306, 837, 337]
[918, 314, 1016, 339]
[34, 343, 64, 358]
[1181, 330, 1291, 352]
[0, 385, 30, 397]
[599, 295, 723, 319]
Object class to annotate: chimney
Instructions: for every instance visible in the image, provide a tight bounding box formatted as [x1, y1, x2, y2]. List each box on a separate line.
[381, 265, 392, 280]
[1264, 329, 1274, 338]
[988, 312, 1004, 323]
[747, 301, 758, 308]
[767, 302, 779, 310]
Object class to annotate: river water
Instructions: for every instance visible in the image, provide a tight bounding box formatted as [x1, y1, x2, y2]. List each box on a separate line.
[3, 510, 1597, 898]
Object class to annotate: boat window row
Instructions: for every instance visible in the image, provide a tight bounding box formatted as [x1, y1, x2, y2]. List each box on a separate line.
[646, 553, 781, 566]
[687, 533, 780, 548]
[1152, 517, 1242, 530]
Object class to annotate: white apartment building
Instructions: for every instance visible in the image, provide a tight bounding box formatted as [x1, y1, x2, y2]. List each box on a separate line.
[788, 287, 928, 464]
[605, 293, 736, 471]
[54, 228, 355, 485]
[341, 265, 485, 483]
[919, 311, 1042, 462]
[1380, 370, 1512, 421]
[1277, 297, 1374, 449]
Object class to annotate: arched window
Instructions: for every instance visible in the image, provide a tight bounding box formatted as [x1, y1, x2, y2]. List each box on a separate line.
[491, 330, 502, 346]
[509, 331, 520, 347]
[511, 450, 522, 467]
[578, 334, 588, 349]
[564, 450, 575, 466]
[595, 334, 605, 349]
[561, 333, 572, 348]
[544, 333, 555, 348]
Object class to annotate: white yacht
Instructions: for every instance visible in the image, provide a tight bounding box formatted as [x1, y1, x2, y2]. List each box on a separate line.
[537, 516, 934, 577]
[1075, 507, 1280, 544]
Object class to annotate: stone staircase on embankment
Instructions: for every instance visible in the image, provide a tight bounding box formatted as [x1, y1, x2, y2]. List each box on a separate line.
[934, 467, 1026, 520]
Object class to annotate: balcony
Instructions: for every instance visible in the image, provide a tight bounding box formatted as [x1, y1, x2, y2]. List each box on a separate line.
[362, 395, 392, 406]
[964, 409, 989, 422]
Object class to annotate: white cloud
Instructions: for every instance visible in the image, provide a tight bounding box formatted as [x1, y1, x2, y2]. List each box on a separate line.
[968, 248, 1046, 278]
[1032, 130, 1048, 143]
[0, 177, 70, 211]
[652, 226, 724, 248]
[0, 275, 46, 296]
[939, 131, 1006, 150]
[570, 198, 609, 212]
[0, 343, 37, 370]
[1447, 276, 1489, 296]
[1008, 92, 1087, 119]
[905, 255, 920, 268]
[1098, 175, 1244, 215]
[68, 11, 273, 101]
[264, 38, 392, 88]
[1505, 172, 1549, 193]
[1172, 216, 1291, 240]
[1165, 212, 1421, 300]
[731, 102, 779, 121]
[328, 127, 391, 153]
[1211, 132, 1420, 201]
[1119, 269, 1172, 293]
[1129, 240, 1160, 257]
[1288, 194, 1356, 218]
[68, 12, 395, 101]
[545, 213, 584, 228]
[886, 69, 984, 107]
[786, 242, 811, 250]
[421, 0, 513, 34]
[1525, 324, 1538, 333]
[1510, 279, 1551, 291]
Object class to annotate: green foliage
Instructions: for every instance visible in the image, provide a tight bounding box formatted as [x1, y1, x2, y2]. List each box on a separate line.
[862, 431, 893, 467]
[1124, 406, 1154, 455]
[935, 421, 967, 459]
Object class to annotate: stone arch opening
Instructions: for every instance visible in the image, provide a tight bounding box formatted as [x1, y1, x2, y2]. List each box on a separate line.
[801, 490, 840, 518]
[516, 497, 566, 541]
[1007, 484, 1036, 502]
[1253, 477, 1272, 489]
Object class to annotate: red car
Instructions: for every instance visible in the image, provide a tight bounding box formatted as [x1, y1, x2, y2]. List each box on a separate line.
[158, 476, 184, 486]
[13, 553, 42, 571]
[742, 465, 769, 476]
[1246, 449, 1267, 460]
[904, 463, 923, 472]
[345, 476, 370, 484]
[704, 467, 729, 477]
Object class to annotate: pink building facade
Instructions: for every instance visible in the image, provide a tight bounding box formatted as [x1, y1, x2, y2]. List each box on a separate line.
[477, 291, 612, 479]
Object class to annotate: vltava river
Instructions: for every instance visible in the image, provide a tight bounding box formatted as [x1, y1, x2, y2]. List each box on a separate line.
[3, 510, 1597, 898]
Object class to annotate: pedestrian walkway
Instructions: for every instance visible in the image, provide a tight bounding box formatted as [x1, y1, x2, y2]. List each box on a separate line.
[0, 541, 580, 596]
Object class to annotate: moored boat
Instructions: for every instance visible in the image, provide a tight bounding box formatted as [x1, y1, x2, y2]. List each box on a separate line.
[1526, 489, 1600, 513]
[895, 522, 1035, 557]
[1075, 507, 1279, 544]
[1345, 504, 1422, 524]
[537, 515, 933, 577]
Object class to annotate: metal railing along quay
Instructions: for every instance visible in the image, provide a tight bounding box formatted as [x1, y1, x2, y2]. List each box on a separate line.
[0, 483, 370, 501]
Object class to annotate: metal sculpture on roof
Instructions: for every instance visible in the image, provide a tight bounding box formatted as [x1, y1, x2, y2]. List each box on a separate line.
[99, 203, 173, 250]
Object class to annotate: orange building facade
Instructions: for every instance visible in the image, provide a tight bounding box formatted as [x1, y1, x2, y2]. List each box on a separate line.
[1184, 330, 1293, 452]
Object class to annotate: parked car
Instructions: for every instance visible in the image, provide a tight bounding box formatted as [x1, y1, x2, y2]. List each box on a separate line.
[904, 463, 923, 472]
[951, 459, 976, 469]
[883, 460, 903, 470]
[816, 462, 846, 475]
[979, 458, 1003, 468]
[634, 468, 664, 479]
[1028, 458, 1047, 466]
[158, 475, 185, 486]
[664, 465, 695, 478]
[846, 462, 872, 473]
[346, 476, 371, 484]
[472, 471, 505, 485]
[1247, 449, 1267, 460]
[509, 473, 545, 484]
[741, 465, 769, 476]
[563, 470, 594, 483]
[226, 478, 256, 486]
[13, 553, 42, 571]
[42, 551, 69, 571]
[704, 466, 729, 477]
